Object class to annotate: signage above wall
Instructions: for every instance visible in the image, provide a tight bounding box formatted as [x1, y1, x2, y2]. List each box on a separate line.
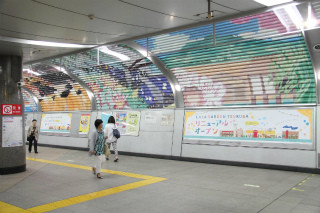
[1, 104, 22, 115]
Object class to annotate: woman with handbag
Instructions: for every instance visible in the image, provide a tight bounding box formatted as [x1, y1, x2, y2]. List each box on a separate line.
[104, 116, 119, 162]
[27, 119, 39, 153]
[89, 119, 106, 179]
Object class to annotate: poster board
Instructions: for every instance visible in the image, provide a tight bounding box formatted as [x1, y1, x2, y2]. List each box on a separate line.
[40, 113, 72, 133]
[2, 116, 23, 147]
[184, 108, 313, 143]
[79, 114, 91, 134]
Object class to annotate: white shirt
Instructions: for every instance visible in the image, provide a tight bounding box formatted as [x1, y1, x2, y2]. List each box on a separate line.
[103, 123, 117, 143]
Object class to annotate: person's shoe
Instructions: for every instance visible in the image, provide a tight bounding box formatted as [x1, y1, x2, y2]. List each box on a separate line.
[28, 151, 31, 153]
[106, 157, 109, 161]
[97, 174, 103, 179]
[114, 158, 119, 162]
[35, 152, 38, 154]
[92, 167, 96, 175]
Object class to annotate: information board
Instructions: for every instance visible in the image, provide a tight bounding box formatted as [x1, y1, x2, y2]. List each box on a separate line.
[2, 116, 23, 147]
[184, 109, 313, 143]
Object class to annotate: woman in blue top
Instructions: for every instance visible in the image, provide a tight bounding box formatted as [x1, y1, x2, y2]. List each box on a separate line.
[89, 119, 106, 179]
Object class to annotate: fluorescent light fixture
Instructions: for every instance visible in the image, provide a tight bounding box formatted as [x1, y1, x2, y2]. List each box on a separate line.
[139, 50, 148, 57]
[306, 3, 318, 29]
[0, 35, 95, 48]
[52, 66, 68, 74]
[254, 0, 292, 6]
[99, 46, 130, 61]
[23, 68, 40, 76]
[175, 85, 181, 91]
[285, 5, 303, 29]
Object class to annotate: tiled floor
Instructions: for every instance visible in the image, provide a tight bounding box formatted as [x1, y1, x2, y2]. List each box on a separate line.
[1, 147, 320, 213]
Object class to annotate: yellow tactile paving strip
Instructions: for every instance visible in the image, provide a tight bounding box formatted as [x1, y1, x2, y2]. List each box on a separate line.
[0, 157, 167, 213]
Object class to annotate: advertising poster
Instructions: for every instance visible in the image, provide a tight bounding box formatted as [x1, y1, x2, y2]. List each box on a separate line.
[115, 112, 128, 135]
[79, 114, 91, 134]
[2, 116, 23, 147]
[184, 109, 313, 143]
[126, 111, 140, 135]
[40, 113, 72, 133]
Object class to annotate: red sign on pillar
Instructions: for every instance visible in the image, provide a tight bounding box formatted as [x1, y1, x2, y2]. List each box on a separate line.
[1, 104, 22, 115]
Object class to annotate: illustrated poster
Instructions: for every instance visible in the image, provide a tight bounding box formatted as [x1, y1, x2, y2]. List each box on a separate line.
[184, 109, 313, 143]
[40, 113, 72, 133]
[115, 112, 128, 135]
[79, 114, 91, 134]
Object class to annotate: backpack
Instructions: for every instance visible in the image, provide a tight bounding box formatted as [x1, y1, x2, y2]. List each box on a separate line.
[113, 128, 120, 139]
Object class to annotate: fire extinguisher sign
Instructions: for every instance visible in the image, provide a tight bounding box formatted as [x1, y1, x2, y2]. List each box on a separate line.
[1, 104, 22, 115]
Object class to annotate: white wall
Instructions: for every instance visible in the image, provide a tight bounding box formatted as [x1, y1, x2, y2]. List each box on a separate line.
[25, 106, 318, 169]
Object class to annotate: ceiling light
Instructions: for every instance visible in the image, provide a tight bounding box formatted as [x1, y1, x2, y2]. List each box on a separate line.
[175, 85, 181, 91]
[23, 68, 40, 76]
[0, 35, 95, 48]
[285, 5, 303, 29]
[254, 0, 292, 6]
[305, 3, 318, 29]
[99, 46, 130, 61]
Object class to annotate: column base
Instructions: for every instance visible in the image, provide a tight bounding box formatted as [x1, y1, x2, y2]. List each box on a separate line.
[0, 164, 26, 175]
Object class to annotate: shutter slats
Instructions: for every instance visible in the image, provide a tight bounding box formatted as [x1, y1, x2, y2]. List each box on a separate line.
[62, 44, 174, 110]
[137, 10, 316, 107]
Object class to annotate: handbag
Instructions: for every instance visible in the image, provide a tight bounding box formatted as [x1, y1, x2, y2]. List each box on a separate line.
[105, 145, 111, 157]
[27, 135, 33, 141]
[113, 128, 120, 139]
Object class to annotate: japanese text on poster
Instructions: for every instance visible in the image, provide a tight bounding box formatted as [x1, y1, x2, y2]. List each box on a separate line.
[2, 117, 23, 147]
[184, 109, 313, 143]
[40, 114, 72, 133]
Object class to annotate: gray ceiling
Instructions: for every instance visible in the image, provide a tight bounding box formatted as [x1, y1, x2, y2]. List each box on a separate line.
[0, 0, 273, 63]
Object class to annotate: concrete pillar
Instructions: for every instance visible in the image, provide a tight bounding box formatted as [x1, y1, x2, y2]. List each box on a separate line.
[0, 56, 26, 174]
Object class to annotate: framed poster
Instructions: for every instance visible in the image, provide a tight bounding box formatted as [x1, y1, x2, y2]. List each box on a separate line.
[2, 116, 23, 147]
[79, 114, 91, 134]
[40, 113, 72, 133]
[115, 112, 128, 135]
[184, 108, 313, 143]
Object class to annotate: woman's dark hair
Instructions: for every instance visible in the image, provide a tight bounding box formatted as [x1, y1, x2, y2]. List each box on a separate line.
[32, 119, 37, 122]
[94, 119, 103, 128]
[108, 116, 115, 124]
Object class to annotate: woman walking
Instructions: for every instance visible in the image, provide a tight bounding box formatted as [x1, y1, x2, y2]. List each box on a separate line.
[89, 119, 106, 179]
[104, 116, 119, 162]
[27, 119, 39, 153]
